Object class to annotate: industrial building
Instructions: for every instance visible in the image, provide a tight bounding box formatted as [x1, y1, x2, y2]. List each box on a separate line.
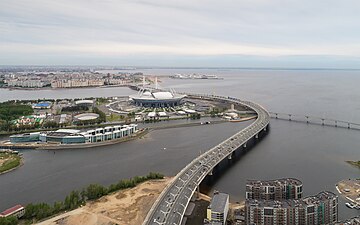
[245, 191, 338, 225]
[10, 124, 138, 144]
[130, 88, 186, 108]
[246, 178, 303, 201]
[206, 192, 229, 225]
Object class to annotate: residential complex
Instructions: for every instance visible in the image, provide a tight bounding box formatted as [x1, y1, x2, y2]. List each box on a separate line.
[246, 178, 303, 201]
[2, 70, 136, 89]
[245, 178, 338, 225]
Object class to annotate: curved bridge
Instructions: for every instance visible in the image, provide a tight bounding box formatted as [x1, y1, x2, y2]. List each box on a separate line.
[143, 94, 270, 225]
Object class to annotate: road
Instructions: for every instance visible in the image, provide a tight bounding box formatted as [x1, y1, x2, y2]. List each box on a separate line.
[143, 93, 270, 225]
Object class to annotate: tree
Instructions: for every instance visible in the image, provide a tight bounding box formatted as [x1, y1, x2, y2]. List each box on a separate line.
[84, 184, 108, 200]
[0, 216, 18, 225]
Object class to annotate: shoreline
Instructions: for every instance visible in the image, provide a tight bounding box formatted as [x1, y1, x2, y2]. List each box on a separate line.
[35, 177, 172, 225]
[0, 128, 149, 150]
[335, 179, 360, 205]
[346, 160, 360, 169]
[0, 118, 246, 150]
[0, 158, 23, 175]
[0, 153, 23, 175]
[0, 84, 132, 91]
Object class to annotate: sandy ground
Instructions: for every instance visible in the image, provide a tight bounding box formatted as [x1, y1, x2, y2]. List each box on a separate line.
[36, 177, 172, 225]
[336, 179, 360, 204]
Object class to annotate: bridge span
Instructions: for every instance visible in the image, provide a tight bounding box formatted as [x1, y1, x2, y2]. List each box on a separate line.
[270, 112, 360, 130]
[143, 93, 270, 225]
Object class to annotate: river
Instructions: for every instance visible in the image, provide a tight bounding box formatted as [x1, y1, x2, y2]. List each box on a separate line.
[0, 69, 359, 220]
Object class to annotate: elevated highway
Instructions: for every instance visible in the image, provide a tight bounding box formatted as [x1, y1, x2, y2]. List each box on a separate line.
[143, 93, 270, 225]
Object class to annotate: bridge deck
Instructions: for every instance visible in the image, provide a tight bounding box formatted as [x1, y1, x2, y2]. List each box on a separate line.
[143, 94, 270, 225]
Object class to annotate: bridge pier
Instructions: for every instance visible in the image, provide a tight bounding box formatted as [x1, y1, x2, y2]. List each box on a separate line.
[288, 114, 292, 121]
[306, 116, 309, 124]
[255, 133, 259, 139]
[243, 142, 247, 148]
[348, 123, 351, 129]
[228, 154, 232, 160]
[275, 113, 278, 119]
[335, 121, 337, 127]
[321, 119, 325, 126]
[209, 169, 213, 176]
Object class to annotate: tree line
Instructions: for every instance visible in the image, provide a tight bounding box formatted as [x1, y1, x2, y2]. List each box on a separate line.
[20, 172, 164, 223]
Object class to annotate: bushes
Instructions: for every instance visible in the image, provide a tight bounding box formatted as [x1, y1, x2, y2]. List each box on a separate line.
[61, 105, 88, 112]
[84, 184, 108, 200]
[93, 107, 106, 123]
[21, 172, 164, 222]
[0, 216, 18, 225]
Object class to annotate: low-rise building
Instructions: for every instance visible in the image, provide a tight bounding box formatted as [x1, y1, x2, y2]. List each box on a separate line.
[0, 205, 25, 218]
[207, 192, 229, 225]
[10, 124, 138, 144]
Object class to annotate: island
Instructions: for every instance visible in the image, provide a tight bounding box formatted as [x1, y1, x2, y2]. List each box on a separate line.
[0, 150, 22, 174]
[346, 160, 360, 169]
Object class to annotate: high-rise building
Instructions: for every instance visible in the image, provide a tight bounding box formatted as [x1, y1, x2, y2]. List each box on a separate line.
[246, 178, 303, 201]
[245, 191, 338, 225]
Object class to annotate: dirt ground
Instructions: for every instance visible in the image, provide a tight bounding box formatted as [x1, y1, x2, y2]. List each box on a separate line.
[336, 179, 360, 204]
[37, 177, 172, 225]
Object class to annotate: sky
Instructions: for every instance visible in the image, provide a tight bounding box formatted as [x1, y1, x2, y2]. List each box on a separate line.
[1, 0, 360, 68]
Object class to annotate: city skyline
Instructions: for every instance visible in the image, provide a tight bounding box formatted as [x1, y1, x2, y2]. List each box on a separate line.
[1, 0, 360, 67]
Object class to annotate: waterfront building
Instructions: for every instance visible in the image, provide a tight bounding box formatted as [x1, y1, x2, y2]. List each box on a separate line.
[245, 191, 338, 225]
[207, 192, 229, 225]
[246, 178, 303, 201]
[10, 132, 41, 143]
[10, 124, 138, 144]
[0, 205, 25, 218]
[6, 79, 49, 88]
[130, 88, 185, 108]
[51, 79, 105, 88]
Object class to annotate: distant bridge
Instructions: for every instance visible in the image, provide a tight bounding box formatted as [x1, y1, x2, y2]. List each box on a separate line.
[143, 93, 270, 225]
[269, 112, 360, 130]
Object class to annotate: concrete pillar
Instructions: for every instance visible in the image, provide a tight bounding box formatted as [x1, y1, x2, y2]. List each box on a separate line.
[244, 142, 247, 148]
[322, 119, 325, 126]
[209, 169, 213, 176]
[264, 126, 267, 132]
[335, 121, 337, 127]
[255, 133, 259, 139]
[348, 123, 351, 129]
[288, 114, 292, 121]
[196, 185, 200, 198]
[275, 113, 278, 119]
[228, 154, 232, 160]
[306, 116, 309, 124]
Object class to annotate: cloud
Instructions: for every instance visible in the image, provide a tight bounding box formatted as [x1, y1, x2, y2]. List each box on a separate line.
[0, 0, 360, 66]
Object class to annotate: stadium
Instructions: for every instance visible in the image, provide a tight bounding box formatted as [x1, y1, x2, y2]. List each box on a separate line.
[130, 89, 186, 108]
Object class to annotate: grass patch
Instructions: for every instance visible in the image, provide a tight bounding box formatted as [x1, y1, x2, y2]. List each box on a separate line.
[0, 153, 21, 173]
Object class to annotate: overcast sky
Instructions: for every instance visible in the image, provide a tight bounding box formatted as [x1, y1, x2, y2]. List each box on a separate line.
[1, 0, 360, 67]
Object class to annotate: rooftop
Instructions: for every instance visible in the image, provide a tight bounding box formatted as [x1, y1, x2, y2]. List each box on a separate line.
[247, 178, 302, 187]
[0, 205, 24, 217]
[246, 191, 337, 209]
[209, 192, 229, 213]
